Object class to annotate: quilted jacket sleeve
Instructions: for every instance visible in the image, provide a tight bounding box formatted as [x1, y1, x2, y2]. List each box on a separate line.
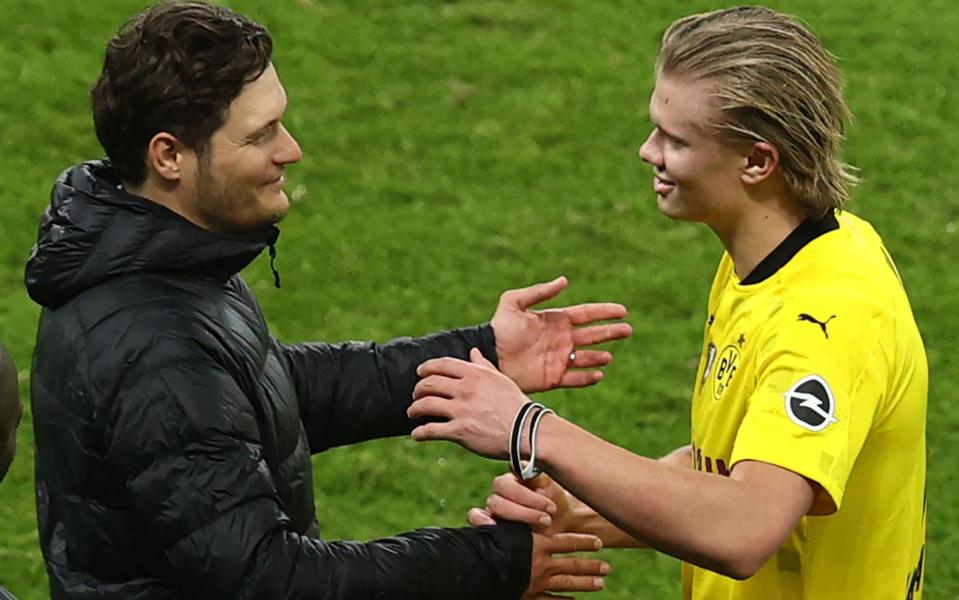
[104, 331, 530, 600]
[280, 324, 498, 453]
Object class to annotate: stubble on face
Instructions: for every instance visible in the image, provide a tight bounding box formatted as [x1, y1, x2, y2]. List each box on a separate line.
[189, 64, 299, 233]
[193, 147, 291, 233]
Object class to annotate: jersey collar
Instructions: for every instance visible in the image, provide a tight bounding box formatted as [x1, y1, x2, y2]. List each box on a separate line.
[740, 210, 840, 285]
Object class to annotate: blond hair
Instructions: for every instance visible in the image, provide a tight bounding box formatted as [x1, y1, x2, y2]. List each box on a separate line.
[657, 6, 858, 217]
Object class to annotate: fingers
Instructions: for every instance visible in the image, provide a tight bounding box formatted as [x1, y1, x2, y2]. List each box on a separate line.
[493, 474, 557, 514]
[469, 347, 496, 368]
[563, 302, 627, 326]
[416, 356, 473, 379]
[568, 349, 612, 369]
[413, 375, 460, 400]
[545, 532, 603, 554]
[410, 420, 459, 442]
[558, 370, 604, 388]
[486, 493, 553, 530]
[549, 557, 610, 577]
[500, 276, 569, 311]
[545, 572, 607, 593]
[530, 532, 608, 597]
[541, 554, 610, 595]
[407, 396, 456, 420]
[468, 507, 497, 526]
[571, 323, 633, 347]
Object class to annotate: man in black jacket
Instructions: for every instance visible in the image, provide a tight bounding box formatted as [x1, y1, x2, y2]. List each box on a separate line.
[25, 2, 630, 599]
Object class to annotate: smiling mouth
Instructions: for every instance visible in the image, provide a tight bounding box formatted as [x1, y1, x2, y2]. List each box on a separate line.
[653, 175, 675, 195]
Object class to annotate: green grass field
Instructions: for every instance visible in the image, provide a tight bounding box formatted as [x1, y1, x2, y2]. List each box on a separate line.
[2, 0, 958, 597]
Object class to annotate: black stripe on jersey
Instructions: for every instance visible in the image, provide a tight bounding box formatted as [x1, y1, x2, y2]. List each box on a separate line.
[740, 210, 840, 285]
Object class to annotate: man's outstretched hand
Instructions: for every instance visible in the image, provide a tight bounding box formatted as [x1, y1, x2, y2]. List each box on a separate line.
[491, 277, 632, 393]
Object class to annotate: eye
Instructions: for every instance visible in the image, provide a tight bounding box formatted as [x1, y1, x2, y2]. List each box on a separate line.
[250, 123, 279, 144]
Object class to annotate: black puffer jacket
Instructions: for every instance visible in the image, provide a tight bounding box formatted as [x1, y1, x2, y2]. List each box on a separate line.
[26, 161, 531, 599]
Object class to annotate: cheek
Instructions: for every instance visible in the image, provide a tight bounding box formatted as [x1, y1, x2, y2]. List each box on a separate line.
[667, 150, 728, 190]
[662, 148, 697, 183]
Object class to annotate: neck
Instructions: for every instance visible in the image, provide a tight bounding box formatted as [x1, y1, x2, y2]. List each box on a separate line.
[710, 201, 806, 282]
[126, 178, 214, 232]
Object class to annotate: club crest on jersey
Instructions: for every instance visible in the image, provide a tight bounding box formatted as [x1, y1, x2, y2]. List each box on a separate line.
[712, 344, 739, 400]
[784, 375, 838, 431]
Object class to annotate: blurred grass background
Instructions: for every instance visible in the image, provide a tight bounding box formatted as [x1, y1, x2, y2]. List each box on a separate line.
[1, 0, 957, 597]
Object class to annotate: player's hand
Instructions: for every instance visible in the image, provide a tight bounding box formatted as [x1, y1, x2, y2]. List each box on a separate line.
[524, 532, 608, 599]
[491, 277, 632, 393]
[468, 474, 578, 535]
[409, 349, 528, 459]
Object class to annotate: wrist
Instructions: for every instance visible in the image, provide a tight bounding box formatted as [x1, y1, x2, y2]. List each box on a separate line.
[533, 412, 565, 474]
[510, 402, 554, 481]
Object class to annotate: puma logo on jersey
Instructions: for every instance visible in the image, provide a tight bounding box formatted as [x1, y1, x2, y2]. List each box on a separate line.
[797, 313, 836, 339]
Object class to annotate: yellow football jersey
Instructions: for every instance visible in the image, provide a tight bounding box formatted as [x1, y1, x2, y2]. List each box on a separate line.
[684, 211, 927, 600]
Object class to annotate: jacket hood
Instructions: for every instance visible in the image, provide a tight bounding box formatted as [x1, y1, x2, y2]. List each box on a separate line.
[25, 160, 280, 309]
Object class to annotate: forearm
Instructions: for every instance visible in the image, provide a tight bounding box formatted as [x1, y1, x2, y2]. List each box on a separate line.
[572, 445, 692, 548]
[537, 417, 780, 578]
[283, 325, 496, 451]
[659, 444, 693, 468]
[573, 505, 643, 548]
[164, 496, 531, 599]
[241, 522, 531, 600]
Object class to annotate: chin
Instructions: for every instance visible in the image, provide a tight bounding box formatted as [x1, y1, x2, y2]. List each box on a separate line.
[656, 193, 688, 220]
[258, 191, 291, 224]
[656, 191, 706, 223]
[271, 193, 292, 222]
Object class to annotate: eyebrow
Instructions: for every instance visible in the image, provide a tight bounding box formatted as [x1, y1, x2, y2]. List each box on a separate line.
[651, 118, 687, 144]
[246, 118, 280, 141]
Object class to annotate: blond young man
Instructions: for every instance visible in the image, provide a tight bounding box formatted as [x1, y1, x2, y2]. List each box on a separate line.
[406, 6, 928, 599]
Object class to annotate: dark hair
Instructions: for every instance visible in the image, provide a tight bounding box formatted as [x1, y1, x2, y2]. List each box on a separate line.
[91, 1, 273, 185]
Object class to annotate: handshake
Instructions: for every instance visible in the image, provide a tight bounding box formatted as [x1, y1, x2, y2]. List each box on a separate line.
[469, 473, 614, 599]
[404, 277, 637, 597]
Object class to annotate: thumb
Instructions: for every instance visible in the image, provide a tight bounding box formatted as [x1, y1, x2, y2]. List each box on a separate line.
[526, 473, 555, 492]
[505, 276, 568, 311]
[470, 347, 496, 368]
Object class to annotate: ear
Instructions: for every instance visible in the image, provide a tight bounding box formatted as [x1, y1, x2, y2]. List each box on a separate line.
[741, 141, 779, 185]
[144, 132, 188, 183]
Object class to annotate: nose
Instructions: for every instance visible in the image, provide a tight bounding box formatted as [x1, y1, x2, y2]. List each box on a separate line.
[637, 129, 659, 166]
[275, 124, 303, 166]
[637, 129, 662, 165]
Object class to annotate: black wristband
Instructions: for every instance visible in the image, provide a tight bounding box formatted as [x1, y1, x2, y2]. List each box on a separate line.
[509, 402, 543, 479]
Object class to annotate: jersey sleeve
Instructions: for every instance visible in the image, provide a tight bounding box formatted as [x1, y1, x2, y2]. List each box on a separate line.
[729, 295, 888, 512]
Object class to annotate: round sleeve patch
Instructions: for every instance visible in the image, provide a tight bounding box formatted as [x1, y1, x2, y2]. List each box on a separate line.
[783, 375, 838, 432]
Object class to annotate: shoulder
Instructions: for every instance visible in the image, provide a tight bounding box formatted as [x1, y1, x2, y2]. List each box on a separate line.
[770, 214, 899, 331]
[38, 274, 260, 382]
